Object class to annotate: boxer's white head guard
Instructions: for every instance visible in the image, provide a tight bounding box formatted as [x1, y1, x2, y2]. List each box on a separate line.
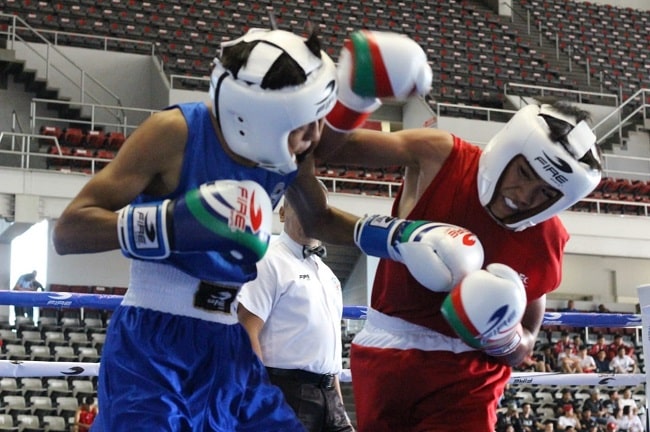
[209, 29, 337, 174]
[477, 104, 601, 231]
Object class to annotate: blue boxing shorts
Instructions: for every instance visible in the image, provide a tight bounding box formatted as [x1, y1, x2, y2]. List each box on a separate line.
[91, 305, 305, 431]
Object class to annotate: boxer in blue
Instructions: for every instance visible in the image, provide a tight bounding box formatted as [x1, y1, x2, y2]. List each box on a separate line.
[54, 28, 336, 431]
[53, 27, 433, 431]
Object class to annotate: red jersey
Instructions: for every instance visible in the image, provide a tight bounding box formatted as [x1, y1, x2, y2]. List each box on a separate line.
[589, 342, 608, 357]
[555, 338, 577, 355]
[371, 136, 568, 336]
[352, 137, 570, 431]
[78, 408, 97, 432]
[607, 341, 634, 360]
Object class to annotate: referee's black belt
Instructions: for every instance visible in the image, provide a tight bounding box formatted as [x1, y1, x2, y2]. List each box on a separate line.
[266, 367, 336, 390]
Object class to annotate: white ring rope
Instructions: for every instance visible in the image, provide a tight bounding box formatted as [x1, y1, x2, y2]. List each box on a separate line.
[0, 360, 99, 377]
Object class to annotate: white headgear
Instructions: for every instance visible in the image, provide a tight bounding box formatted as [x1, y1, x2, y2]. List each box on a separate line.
[209, 29, 338, 174]
[477, 104, 601, 231]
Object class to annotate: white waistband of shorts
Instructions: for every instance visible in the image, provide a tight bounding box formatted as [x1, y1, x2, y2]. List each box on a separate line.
[121, 260, 239, 325]
[352, 308, 477, 353]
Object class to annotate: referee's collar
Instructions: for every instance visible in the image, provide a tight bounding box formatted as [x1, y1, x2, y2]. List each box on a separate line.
[279, 231, 321, 261]
[279, 231, 305, 260]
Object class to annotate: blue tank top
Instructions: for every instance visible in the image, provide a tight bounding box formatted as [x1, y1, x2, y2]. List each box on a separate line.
[134, 102, 296, 283]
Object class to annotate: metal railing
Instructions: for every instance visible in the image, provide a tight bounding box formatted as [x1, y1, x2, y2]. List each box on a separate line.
[29, 99, 158, 137]
[504, 83, 618, 106]
[0, 13, 124, 120]
[0, 132, 111, 176]
[169, 74, 210, 91]
[592, 89, 650, 148]
[1, 131, 649, 214]
[434, 102, 514, 123]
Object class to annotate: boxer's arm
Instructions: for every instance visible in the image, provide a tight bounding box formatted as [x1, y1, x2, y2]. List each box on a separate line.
[53, 109, 188, 254]
[501, 295, 546, 367]
[286, 154, 360, 246]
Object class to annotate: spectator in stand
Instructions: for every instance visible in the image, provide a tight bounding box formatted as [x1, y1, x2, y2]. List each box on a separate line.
[607, 334, 635, 361]
[618, 388, 637, 411]
[580, 408, 598, 431]
[12, 270, 44, 320]
[618, 405, 644, 432]
[557, 404, 582, 431]
[517, 353, 541, 372]
[594, 349, 611, 373]
[597, 304, 611, 313]
[543, 420, 556, 432]
[520, 402, 542, 432]
[529, 349, 554, 372]
[555, 389, 579, 417]
[499, 384, 520, 409]
[603, 391, 621, 416]
[589, 334, 608, 358]
[609, 347, 637, 374]
[559, 300, 578, 312]
[555, 331, 576, 356]
[608, 408, 624, 431]
[74, 396, 98, 432]
[539, 344, 560, 372]
[496, 403, 524, 432]
[625, 406, 645, 432]
[558, 345, 581, 373]
[576, 345, 597, 373]
[572, 334, 584, 350]
[582, 389, 607, 425]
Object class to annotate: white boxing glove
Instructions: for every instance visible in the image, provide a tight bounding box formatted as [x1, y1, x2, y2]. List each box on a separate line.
[441, 263, 527, 356]
[354, 215, 484, 292]
[326, 30, 433, 132]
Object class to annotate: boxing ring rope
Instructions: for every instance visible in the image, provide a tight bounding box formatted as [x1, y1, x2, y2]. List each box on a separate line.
[0, 291, 645, 386]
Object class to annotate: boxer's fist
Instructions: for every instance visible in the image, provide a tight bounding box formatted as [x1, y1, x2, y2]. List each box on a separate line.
[326, 30, 433, 132]
[118, 180, 272, 264]
[441, 264, 527, 356]
[354, 215, 483, 292]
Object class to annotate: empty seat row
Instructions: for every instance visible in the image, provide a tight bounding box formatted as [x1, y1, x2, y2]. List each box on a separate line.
[45, 145, 116, 172]
[39, 125, 126, 150]
[0, 394, 82, 430]
[1, 343, 103, 363]
[0, 412, 69, 431]
[0, 378, 95, 401]
[522, 0, 649, 97]
[571, 177, 650, 215]
[11, 0, 576, 107]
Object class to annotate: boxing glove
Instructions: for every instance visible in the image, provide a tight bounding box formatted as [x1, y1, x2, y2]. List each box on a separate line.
[326, 30, 433, 132]
[354, 215, 484, 292]
[117, 180, 272, 264]
[441, 263, 527, 356]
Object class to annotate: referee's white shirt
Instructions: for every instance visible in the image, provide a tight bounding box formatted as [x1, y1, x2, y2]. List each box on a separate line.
[237, 231, 343, 375]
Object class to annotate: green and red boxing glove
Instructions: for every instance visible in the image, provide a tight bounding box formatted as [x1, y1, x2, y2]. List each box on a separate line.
[441, 263, 527, 357]
[326, 30, 433, 132]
